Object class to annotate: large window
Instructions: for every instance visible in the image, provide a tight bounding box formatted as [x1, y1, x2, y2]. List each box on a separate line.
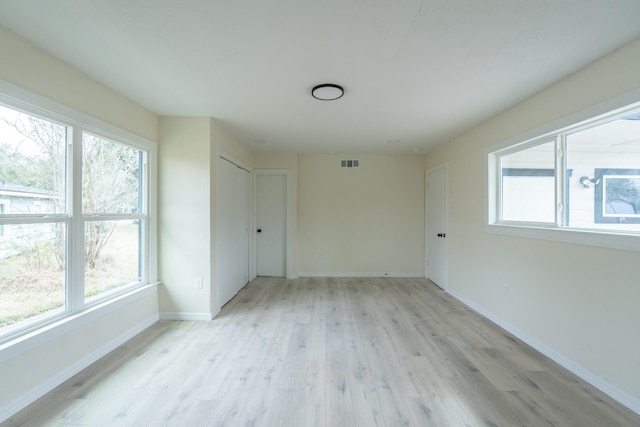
[487, 98, 640, 250]
[0, 91, 156, 341]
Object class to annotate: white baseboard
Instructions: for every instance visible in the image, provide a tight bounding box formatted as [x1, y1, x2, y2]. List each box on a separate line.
[446, 288, 640, 416]
[0, 314, 159, 424]
[159, 312, 214, 321]
[297, 272, 424, 278]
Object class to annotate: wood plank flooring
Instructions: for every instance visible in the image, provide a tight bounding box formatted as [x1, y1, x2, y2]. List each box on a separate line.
[4, 277, 639, 426]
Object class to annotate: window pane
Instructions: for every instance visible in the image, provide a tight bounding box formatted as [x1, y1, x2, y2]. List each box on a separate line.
[82, 133, 141, 214]
[85, 220, 141, 301]
[567, 114, 640, 232]
[0, 222, 66, 331]
[501, 141, 556, 222]
[0, 105, 67, 214]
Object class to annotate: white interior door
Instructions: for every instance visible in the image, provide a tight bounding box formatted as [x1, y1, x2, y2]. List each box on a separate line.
[256, 174, 286, 277]
[426, 166, 447, 288]
[217, 156, 250, 306]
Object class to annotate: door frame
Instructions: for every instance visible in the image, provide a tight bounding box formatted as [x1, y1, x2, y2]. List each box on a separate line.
[253, 169, 294, 279]
[425, 163, 449, 289]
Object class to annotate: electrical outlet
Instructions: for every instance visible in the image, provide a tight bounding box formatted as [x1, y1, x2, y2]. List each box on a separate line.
[503, 284, 510, 296]
[195, 277, 204, 289]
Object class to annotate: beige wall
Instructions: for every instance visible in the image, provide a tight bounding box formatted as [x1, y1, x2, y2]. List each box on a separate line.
[252, 153, 425, 277]
[297, 154, 425, 275]
[158, 117, 212, 315]
[0, 26, 160, 420]
[0, 26, 157, 142]
[254, 153, 299, 170]
[211, 119, 254, 165]
[158, 117, 254, 316]
[426, 37, 640, 408]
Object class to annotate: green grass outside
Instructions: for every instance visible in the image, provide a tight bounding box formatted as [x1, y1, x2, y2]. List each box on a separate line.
[0, 223, 140, 329]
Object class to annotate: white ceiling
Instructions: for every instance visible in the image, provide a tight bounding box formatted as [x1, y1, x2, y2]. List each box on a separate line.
[1, 0, 640, 154]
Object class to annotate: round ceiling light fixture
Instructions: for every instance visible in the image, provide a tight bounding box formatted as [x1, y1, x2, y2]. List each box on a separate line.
[311, 83, 344, 101]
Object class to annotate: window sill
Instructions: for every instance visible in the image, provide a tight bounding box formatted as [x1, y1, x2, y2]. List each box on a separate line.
[0, 282, 159, 363]
[485, 224, 640, 253]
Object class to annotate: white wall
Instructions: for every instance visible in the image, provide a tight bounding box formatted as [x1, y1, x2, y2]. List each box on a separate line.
[297, 154, 425, 276]
[425, 36, 640, 412]
[0, 26, 160, 421]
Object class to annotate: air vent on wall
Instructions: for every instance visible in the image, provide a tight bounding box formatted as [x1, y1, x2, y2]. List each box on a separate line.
[340, 159, 360, 168]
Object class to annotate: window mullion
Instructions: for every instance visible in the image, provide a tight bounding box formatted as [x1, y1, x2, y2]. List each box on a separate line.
[556, 135, 567, 227]
[491, 153, 502, 224]
[140, 152, 148, 283]
[68, 126, 85, 312]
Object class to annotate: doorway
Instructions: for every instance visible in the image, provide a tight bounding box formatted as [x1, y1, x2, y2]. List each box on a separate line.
[425, 165, 448, 289]
[254, 169, 292, 278]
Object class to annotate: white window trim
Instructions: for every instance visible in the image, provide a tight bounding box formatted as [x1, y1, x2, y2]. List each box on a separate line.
[0, 79, 158, 343]
[485, 89, 640, 253]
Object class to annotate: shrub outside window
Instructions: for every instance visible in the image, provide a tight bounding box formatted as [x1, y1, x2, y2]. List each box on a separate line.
[82, 133, 145, 302]
[0, 105, 69, 335]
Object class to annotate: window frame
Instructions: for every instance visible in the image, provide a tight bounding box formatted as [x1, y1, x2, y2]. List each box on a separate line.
[0, 80, 158, 343]
[486, 89, 640, 253]
[79, 132, 148, 306]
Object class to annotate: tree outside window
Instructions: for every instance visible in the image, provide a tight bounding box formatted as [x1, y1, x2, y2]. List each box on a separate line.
[0, 104, 145, 331]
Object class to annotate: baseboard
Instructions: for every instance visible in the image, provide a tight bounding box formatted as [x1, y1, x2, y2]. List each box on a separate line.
[297, 272, 424, 278]
[0, 314, 159, 424]
[446, 288, 640, 416]
[159, 312, 214, 321]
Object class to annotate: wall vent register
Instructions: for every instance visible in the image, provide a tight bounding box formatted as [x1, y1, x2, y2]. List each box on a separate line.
[340, 159, 360, 168]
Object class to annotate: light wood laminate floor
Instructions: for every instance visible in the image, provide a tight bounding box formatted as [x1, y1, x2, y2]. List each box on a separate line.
[4, 277, 639, 426]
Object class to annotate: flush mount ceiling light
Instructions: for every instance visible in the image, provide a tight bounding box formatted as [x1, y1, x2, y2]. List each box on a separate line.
[311, 83, 344, 101]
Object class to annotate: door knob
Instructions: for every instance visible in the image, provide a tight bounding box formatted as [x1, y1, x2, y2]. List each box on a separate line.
[257, 229, 262, 233]
[437, 233, 442, 237]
